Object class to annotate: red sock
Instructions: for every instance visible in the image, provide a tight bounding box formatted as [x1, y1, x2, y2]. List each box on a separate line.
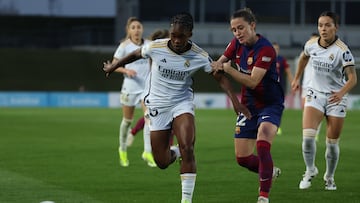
[131, 117, 145, 136]
[236, 154, 259, 173]
[257, 140, 273, 198]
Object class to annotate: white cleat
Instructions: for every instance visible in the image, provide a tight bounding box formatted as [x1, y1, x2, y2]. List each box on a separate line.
[272, 166, 281, 181]
[257, 196, 269, 203]
[324, 174, 337, 191]
[170, 145, 181, 159]
[126, 129, 135, 147]
[299, 167, 318, 189]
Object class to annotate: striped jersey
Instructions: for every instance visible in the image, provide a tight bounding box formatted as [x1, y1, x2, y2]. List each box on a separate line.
[223, 34, 284, 109]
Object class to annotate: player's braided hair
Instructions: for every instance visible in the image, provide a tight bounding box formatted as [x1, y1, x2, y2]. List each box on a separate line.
[170, 12, 194, 32]
[231, 8, 257, 24]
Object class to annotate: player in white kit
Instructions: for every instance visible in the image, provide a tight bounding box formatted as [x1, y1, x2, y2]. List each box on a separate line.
[103, 12, 250, 203]
[291, 11, 357, 191]
[112, 17, 156, 167]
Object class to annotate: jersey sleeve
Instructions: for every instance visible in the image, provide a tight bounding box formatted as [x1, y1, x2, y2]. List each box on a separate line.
[141, 41, 152, 59]
[203, 56, 213, 73]
[113, 43, 125, 59]
[223, 38, 238, 60]
[254, 46, 276, 70]
[342, 49, 355, 68]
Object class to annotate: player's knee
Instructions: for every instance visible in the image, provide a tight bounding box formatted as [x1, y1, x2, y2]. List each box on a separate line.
[179, 144, 194, 161]
[303, 128, 317, 138]
[156, 162, 169, 170]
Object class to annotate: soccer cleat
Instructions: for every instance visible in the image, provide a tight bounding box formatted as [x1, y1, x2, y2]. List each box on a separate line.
[142, 152, 157, 167]
[181, 200, 191, 203]
[170, 145, 181, 159]
[299, 167, 318, 189]
[126, 129, 135, 147]
[272, 166, 281, 181]
[257, 196, 269, 203]
[276, 127, 282, 135]
[118, 149, 129, 167]
[324, 174, 337, 190]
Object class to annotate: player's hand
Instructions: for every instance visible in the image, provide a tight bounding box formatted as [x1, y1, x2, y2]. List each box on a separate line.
[211, 61, 224, 74]
[103, 60, 113, 78]
[291, 79, 300, 92]
[328, 91, 343, 104]
[124, 69, 137, 78]
[234, 103, 252, 120]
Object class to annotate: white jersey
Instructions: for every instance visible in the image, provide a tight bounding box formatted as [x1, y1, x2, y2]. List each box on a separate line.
[304, 37, 355, 93]
[301, 59, 312, 89]
[141, 39, 212, 107]
[114, 38, 151, 94]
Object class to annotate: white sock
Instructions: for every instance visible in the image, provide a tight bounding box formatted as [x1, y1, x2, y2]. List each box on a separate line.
[119, 118, 132, 151]
[302, 129, 317, 171]
[181, 173, 196, 203]
[143, 121, 152, 153]
[325, 138, 340, 179]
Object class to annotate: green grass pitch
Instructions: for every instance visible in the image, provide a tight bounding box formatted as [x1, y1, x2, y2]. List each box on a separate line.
[1, 108, 359, 203]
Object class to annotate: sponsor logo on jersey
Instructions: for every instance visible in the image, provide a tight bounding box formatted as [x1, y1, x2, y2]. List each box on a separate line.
[262, 56, 272, 62]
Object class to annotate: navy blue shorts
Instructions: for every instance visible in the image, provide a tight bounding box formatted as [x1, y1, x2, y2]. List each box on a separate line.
[234, 104, 284, 139]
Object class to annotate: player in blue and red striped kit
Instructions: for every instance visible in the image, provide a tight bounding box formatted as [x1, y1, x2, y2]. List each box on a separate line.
[211, 8, 284, 203]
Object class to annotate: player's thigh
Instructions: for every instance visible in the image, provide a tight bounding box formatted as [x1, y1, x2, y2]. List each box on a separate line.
[303, 92, 326, 129]
[303, 106, 324, 129]
[151, 130, 172, 153]
[234, 138, 256, 157]
[326, 116, 344, 139]
[173, 113, 195, 147]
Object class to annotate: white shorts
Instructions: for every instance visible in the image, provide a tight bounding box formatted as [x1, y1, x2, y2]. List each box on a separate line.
[120, 92, 143, 106]
[301, 87, 307, 99]
[146, 100, 195, 131]
[304, 88, 347, 118]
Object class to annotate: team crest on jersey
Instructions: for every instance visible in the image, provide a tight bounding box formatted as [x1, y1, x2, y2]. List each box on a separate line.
[329, 54, 334, 61]
[184, 60, 190, 67]
[247, 57, 253, 65]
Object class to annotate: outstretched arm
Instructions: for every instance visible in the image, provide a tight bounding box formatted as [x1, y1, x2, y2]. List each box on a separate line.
[103, 48, 143, 78]
[212, 72, 251, 119]
[291, 52, 309, 92]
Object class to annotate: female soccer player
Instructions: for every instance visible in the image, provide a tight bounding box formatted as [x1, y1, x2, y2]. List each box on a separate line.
[211, 8, 283, 203]
[111, 17, 156, 167]
[291, 11, 357, 191]
[103, 12, 250, 203]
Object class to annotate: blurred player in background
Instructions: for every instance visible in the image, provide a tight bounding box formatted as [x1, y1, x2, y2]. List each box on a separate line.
[103, 12, 250, 203]
[126, 29, 171, 147]
[211, 8, 283, 203]
[272, 42, 293, 135]
[291, 11, 357, 191]
[111, 17, 156, 167]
